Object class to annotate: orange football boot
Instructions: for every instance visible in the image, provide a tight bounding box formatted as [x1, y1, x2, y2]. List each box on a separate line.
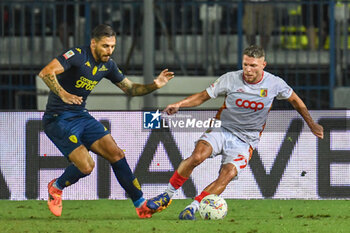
[47, 179, 63, 217]
[135, 201, 152, 218]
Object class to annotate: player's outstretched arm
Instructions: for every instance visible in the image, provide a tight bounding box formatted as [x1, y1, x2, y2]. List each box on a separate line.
[116, 69, 174, 96]
[287, 91, 324, 139]
[38, 59, 83, 105]
[164, 90, 211, 115]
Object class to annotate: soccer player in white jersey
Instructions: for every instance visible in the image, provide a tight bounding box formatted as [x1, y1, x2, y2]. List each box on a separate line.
[146, 45, 324, 220]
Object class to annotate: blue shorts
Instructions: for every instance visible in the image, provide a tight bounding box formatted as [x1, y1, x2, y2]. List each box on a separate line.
[43, 111, 110, 158]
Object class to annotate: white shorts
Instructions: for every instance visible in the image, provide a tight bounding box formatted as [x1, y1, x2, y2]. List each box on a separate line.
[198, 127, 252, 175]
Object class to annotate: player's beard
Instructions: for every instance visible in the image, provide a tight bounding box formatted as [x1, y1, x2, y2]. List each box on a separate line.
[95, 48, 110, 63]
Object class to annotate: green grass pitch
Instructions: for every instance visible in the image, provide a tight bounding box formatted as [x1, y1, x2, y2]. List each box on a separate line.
[0, 199, 349, 233]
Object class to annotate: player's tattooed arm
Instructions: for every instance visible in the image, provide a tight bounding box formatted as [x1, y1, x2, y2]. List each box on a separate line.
[116, 69, 174, 96]
[39, 59, 83, 105]
[40, 73, 63, 96]
[116, 78, 156, 96]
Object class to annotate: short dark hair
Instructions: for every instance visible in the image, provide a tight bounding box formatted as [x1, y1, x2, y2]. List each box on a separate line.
[91, 24, 116, 41]
[243, 45, 265, 58]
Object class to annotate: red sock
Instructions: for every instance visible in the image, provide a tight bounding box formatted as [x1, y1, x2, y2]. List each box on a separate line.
[194, 191, 210, 203]
[169, 170, 188, 189]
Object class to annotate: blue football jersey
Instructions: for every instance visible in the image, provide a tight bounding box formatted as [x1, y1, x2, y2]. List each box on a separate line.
[45, 46, 125, 114]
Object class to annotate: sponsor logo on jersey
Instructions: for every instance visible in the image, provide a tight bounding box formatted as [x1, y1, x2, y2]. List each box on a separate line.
[236, 88, 245, 93]
[236, 98, 264, 112]
[63, 50, 75, 59]
[260, 89, 268, 97]
[75, 48, 81, 54]
[75, 76, 98, 91]
[98, 65, 108, 72]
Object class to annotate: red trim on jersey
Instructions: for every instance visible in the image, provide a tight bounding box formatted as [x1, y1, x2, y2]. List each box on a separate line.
[258, 105, 272, 138]
[243, 71, 264, 84]
[234, 154, 248, 169]
[169, 170, 188, 190]
[194, 191, 210, 203]
[248, 147, 253, 160]
[215, 97, 227, 120]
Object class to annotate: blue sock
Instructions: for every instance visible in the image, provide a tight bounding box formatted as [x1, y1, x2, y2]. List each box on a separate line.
[111, 157, 144, 207]
[55, 164, 88, 190]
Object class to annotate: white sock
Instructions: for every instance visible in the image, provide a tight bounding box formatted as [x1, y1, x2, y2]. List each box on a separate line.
[185, 200, 199, 212]
[165, 183, 177, 198]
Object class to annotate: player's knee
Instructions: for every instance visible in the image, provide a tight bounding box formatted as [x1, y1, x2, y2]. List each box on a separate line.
[188, 153, 206, 167]
[220, 165, 237, 182]
[108, 148, 125, 163]
[227, 168, 237, 181]
[79, 160, 95, 174]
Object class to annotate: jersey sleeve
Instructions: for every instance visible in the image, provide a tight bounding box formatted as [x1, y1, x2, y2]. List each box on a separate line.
[105, 60, 125, 83]
[56, 48, 85, 70]
[276, 78, 293, 100]
[206, 73, 230, 98]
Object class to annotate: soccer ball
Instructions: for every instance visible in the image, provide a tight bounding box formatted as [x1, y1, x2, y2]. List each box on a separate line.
[198, 194, 228, 220]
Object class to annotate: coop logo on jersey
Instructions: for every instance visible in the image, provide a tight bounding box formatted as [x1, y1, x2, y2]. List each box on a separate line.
[260, 89, 268, 97]
[236, 98, 264, 112]
[63, 50, 75, 59]
[143, 110, 161, 129]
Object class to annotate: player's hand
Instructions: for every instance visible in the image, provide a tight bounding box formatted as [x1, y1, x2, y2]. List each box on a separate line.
[154, 69, 174, 88]
[60, 91, 83, 105]
[163, 103, 180, 115]
[310, 123, 324, 139]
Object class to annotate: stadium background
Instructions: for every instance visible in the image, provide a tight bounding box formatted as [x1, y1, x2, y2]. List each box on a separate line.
[0, 0, 349, 201]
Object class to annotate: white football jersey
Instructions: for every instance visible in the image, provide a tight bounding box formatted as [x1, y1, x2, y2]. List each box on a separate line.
[206, 70, 293, 148]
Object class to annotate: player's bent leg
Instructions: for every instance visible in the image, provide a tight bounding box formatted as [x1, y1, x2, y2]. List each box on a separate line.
[177, 140, 213, 177]
[47, 146, 93, 217]
[178, 191, 210, 220]
[68, 145, 95, 174]
[203, 163, 237, 194]
[89, 134, 124, 163]
[147, 140, 212, 214]
[176, 165, 237, 220]
[90, 135, 153, 218]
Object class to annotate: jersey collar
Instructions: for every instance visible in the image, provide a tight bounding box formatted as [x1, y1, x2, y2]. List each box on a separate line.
[243, 71, 264, 85]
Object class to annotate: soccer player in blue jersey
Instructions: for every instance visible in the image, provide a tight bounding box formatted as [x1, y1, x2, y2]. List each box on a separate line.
[38, 24, 174, 218]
